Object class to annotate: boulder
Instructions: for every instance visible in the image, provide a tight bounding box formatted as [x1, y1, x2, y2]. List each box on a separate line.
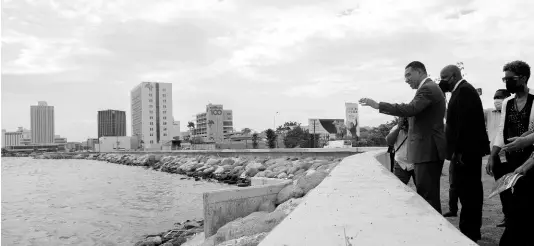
[296, 162, 313, 170]
[244, 168, 259, 177]
[217, 232, 268, 246]
[213, 166, 226, 175]
[265, 172, 277, 178]
[212, 211, 286, 244]
[221, 158, 235, 166]
[276, 172, 288, 179]
[254, 171, 266, 178]
[202, 167, 216, 174]
[276, 184, 305, 204]
[257, 200, 276, 213]
[275, 198, 303, 215]
[206, 158, 221, 166]
[287, 166, 300, 175]
[296, 170, 328, 194]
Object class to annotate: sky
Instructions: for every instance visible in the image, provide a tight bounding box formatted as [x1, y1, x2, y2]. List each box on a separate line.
[2, 0, 534, 142]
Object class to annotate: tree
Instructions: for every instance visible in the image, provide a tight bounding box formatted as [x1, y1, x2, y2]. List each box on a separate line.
[252, 133, 259, 149]
[187, 121, 196, 135]
[191, 136, 204, 144]
[456, 61, 466, 77]
[276, 121, 300, 133]
[283, 126, 309, 148]
[265, 129, 277, 149]
[241, 128, 252, 135]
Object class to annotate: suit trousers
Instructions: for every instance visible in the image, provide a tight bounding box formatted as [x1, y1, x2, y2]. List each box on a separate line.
[450, 154, 483, 241]
[448, 161, 459, 213]
[493, 161, 516, 220]
[414, 160, 444, 214]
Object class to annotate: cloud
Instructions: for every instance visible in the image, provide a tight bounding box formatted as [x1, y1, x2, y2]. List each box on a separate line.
[2, 0, 534, 141]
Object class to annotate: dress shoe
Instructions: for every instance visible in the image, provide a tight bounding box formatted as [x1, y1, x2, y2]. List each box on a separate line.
[443, 211, 458, 217]
[496, 218, 508, 227]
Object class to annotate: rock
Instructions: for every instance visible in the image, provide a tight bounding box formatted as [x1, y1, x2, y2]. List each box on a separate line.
[257, 200, 276, 213]
[276, 172, 288, 179]
[183, 220, 201, 229]
[316, 164, 330, 172]
[245, 162, 265, 171]
[140, 236, 162, 245]
[206, 158, 221, 166]
[275, 198, 303, 215]
[272, 166, 288, 173]
[254, 171, 266, 178]
[221, 158, 235, 166]
[213, 166, 226, 175]
[217, 232, 268, 246]
[165, 236, 187, 246]
[296, 170, 328, 194]
[296, 162, 313, 170]
[287, 166, 300, 175]
[244, 168, 259, 177]
[212, 211, 286, 244]
[265, 172, 277, 178]
[181, 232, 205, 246]
[276, 184, 304, 204]
[202, 167, 216, 174]
[200, 236, 216, 246]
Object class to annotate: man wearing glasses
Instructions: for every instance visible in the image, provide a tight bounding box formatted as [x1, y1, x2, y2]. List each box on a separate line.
[359, 61, 447, 214]
[438, 64, 490, 243]
[486, 60, 533, 245]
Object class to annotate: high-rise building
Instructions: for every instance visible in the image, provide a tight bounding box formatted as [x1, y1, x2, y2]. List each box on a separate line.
[98, 110, 126, 138]
[30, 101, 55, 144]
[194, 104, 233, 142]
[130, 82, 174, 149]
[2, 130, 22, 147]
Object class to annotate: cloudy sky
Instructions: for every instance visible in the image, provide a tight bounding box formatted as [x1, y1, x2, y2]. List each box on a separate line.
[2, 0, 534, 142]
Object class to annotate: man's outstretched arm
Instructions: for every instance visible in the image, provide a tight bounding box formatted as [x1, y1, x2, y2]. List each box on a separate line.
[378, 86, 434, 117]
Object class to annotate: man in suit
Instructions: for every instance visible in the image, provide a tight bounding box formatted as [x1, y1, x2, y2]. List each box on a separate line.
[360, 61, 447, 213]
[439, 65, 490, 242]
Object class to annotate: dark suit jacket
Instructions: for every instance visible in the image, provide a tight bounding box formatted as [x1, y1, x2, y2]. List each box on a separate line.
[379, 78, 447, 163]
[445, 80, 490, 159]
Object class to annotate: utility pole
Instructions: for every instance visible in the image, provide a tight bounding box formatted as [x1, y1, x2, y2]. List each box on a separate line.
[313, 119, 316, 148]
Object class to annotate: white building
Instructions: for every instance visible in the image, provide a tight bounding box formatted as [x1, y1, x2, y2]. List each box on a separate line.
[130, 82, 174, 150]
[2, 127, 32, 147]
[95, 136, 139, 152]
[172, 121, 181, 139]
[31, 101, 55, 144]
[194, 104, 233, 142]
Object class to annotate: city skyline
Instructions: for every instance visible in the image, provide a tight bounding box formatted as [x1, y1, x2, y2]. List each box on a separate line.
[2, 0, 534, 142]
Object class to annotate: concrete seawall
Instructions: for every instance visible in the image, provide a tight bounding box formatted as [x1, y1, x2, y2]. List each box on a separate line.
[90, 147, 382, 158]
[258, 150, 476, 246]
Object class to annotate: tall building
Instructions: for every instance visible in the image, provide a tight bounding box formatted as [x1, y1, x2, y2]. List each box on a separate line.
[195, 104, 233, 142]
[31, 101, 55, 144]
[3, 130, 22, 147]
[131, 82, 174, 149]
[98, 110, 126, 138]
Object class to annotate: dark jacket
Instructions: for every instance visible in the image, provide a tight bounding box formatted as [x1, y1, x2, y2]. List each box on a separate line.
[445, 80, 490, 159]
[379, 78, 447, 163]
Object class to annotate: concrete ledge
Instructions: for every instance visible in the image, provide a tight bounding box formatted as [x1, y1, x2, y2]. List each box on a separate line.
[93, 147, 385, 158]
[203, 180, 292, 237]
[250, 177, 289, 186]
[258, 150, 477, 246]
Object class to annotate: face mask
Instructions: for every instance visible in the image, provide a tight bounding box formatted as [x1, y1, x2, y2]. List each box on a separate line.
[505, 80, 523, 94]
[438, 80, 449, 93]
[494, 99, 504, 111]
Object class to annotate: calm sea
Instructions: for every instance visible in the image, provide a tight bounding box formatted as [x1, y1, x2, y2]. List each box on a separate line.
[1, 157, 227, 245]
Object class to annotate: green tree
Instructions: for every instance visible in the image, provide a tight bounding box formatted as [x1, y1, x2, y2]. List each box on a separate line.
[265, 129, 277, 149]
[283, 126, 309, 148]
[241, 128, 252, 135]
[252, 133, 259, 149]
[276, 121, 300, 133]
[187, 121, 196, 135]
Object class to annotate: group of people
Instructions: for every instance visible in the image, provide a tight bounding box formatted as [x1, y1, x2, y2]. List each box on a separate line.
[359, 60, 533, 246]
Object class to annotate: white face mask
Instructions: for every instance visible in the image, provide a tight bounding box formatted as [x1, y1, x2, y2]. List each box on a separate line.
[494, 99, 504, 111]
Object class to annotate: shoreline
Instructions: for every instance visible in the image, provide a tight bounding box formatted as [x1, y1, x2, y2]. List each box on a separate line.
[26, 152, 341, 246]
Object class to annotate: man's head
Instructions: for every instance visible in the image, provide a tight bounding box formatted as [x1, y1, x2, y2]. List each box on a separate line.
[493, 89, 511, 111]
[439, 65, 463, 92]
[405, 61, 428, 89]
[502, 60, 531, 94]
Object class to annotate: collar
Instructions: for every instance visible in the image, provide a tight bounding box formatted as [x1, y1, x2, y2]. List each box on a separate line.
[451, 79, 465, 93]
[418, 77, 430, 90]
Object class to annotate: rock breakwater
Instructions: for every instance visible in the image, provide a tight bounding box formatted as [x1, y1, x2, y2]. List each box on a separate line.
[33, 153, 342, 187]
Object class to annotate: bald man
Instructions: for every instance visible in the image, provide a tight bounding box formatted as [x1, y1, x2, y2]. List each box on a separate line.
[439, 65, 490, 242]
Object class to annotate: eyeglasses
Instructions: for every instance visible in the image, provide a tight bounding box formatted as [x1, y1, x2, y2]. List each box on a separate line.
[502, 76, 521, 83]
